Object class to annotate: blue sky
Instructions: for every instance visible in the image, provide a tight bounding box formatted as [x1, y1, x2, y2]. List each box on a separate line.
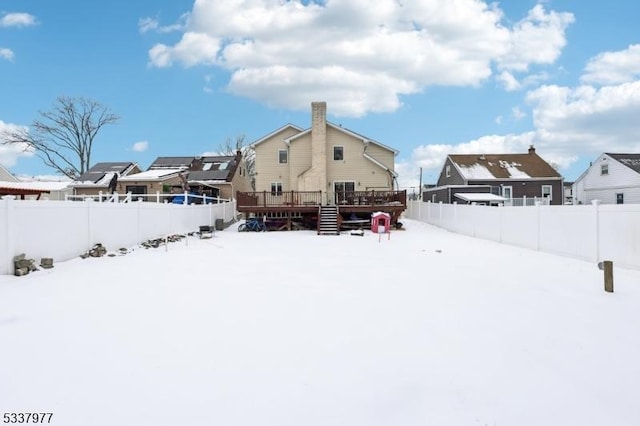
[1, 0, 640, 190]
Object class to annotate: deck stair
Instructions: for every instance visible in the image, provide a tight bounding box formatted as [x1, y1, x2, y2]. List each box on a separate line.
[318, 205, 339, 235]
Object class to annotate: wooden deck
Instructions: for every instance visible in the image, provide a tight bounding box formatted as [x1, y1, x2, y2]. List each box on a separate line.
[236, 190, 407, 230]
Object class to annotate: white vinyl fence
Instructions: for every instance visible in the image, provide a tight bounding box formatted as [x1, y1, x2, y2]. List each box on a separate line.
[0, 196, 237, 275]
[406, 200, 640, 270]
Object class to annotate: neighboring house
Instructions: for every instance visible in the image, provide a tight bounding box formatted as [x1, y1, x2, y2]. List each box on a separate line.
[0, 163, 71, 200]
[0, 163, 19, 182]
[572, 153, 640, 205]
[116, 168, 185, 198]
[564, 181, 574, 205]
[186, 152, 251, 200]
[71, 162, 141, 197]
[138, 153, 250, 200]
[237, 102, 406, 231]
[424, 146, 564, 205]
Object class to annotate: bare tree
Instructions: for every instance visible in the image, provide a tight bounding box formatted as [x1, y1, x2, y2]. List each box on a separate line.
[1, 96, 119, 179]
[219, 134, 255, 190]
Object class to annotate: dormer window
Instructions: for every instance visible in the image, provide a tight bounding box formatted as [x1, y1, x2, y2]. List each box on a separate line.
[601, 164, 608, 175]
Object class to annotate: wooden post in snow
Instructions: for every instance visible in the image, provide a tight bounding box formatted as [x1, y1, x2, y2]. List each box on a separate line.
[598, 260, 614, 293]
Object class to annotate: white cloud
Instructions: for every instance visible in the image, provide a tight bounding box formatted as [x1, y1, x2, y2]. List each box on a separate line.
[496, 5, 574, 72]
[526, 81, 640, 153]
[138, 13, 189, 34]
[512, 106, 526, 121]
[399, 77, 640, 189]
[149, 32, 220, 68]
[0, 12, 37, 28]
[147, 1, 573, 117]
[131, 141, 149, 152]
[497, 71, 520, 91]
[581, 44, 640, 85]
[0, 121, 34, 167]
[0, 48, 14, 61]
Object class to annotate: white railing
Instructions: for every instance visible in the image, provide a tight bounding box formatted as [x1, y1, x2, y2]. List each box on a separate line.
[0, 195, 238, 275]
[502, 197, 550, 206]
[405, 200, 640, 270]
[65, 191, 228, 204]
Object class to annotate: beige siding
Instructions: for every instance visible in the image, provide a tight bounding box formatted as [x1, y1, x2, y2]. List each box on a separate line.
[288, 134, 312, 190]
[116, 176, 182, 195]
[0, 164, 18, 182]
[73, 187, 107, 197]
[325, 128, 395, 190]
[254, 127, 300, 192]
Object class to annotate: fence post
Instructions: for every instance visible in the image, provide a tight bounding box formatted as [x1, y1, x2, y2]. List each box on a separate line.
[137, 198, 142, 243]
[86, 198, 94, 249]
[522, 195, 527, 207]
[536, 201, 541, 251]
[453, 201, 457, 231]
[498, 203, 503, 243]
[2, 196, 15, 275]
[604, 261, 614, 293]
[592, 200, 601, 261]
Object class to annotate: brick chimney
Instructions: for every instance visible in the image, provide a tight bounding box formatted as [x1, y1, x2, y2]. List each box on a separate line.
[305, 102, 328, 191]
[528, 145, 536, 154]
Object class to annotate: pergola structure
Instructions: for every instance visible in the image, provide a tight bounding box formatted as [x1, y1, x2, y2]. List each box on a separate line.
[0, 182, 52, 200]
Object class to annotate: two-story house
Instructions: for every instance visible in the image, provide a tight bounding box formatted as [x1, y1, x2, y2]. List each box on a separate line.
[238, 102, 406, 232]
[424, 147, 564, 205]
[572, 153, 640, 205]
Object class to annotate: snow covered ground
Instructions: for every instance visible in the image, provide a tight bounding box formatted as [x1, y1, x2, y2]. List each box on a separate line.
[1, 219, 639, 426]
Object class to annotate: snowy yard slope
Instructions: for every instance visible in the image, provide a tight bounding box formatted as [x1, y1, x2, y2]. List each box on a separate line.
[1, 220, 639, 426]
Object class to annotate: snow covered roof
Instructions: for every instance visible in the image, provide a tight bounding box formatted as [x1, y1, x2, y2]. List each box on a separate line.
[118, 168, 184, 181]
[74, 162, 138, 184]
[0, 180, 70, 192]
[449, 150, 560, 181]
[454, 193, 506, 203]
[607, 153, 640, 174]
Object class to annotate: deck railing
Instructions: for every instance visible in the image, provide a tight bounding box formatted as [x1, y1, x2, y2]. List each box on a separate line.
[237, 190, 406, 208]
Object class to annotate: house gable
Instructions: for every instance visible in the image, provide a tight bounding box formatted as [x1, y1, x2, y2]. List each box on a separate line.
[252, 102, 398, 193]
[252, 125, 303, 192]
[575, 153, 640, 204]
[0, 163, 19, 182]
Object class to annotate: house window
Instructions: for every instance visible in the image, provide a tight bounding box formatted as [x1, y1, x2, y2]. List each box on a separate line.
[334, 181, 355, 193]
[601, 164, 608, 175]
[502, 186, 513, 199]
[270, 182, 283, 196]
[616, 193, 624, 204]
[445, 165, 451, 178]
[333, 146, 344, 161]
[278, 149, 288, 164]
[126, 185, 146, 195]
[541, 185, 552, 200]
